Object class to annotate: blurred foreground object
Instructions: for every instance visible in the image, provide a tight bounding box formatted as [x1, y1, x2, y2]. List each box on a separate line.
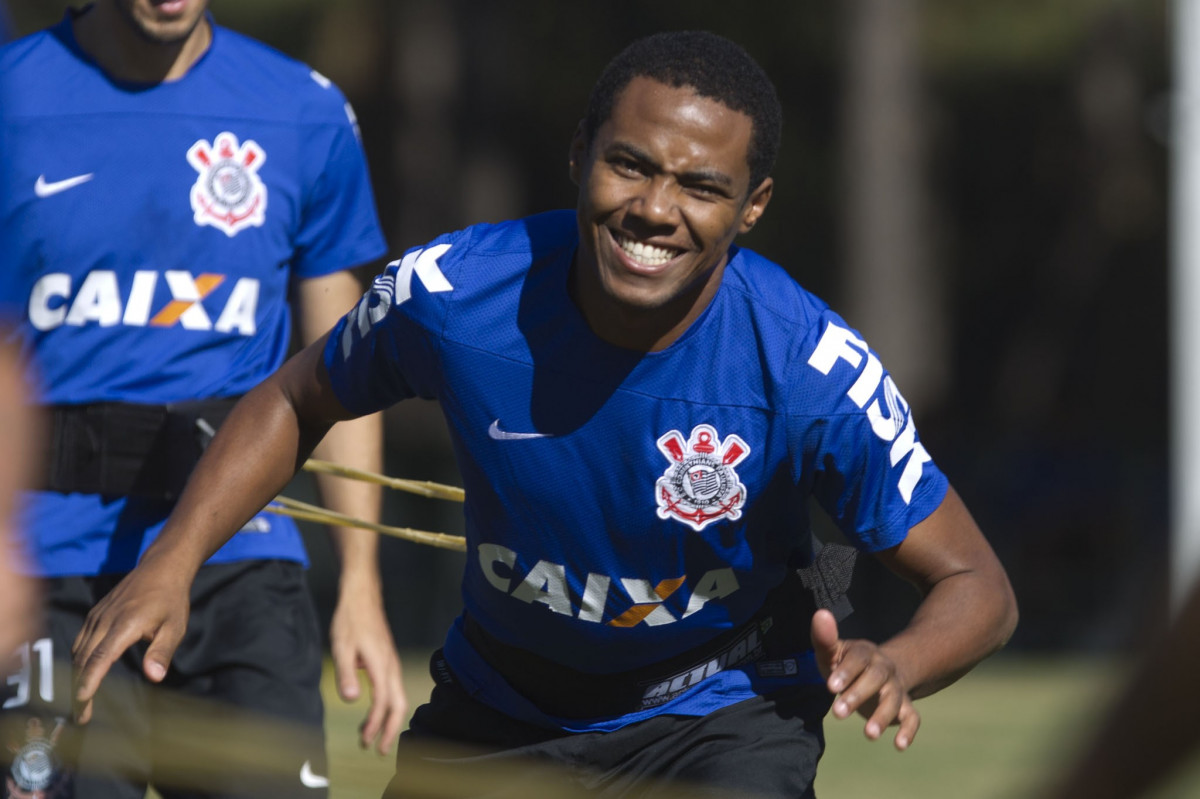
[0, 342, 39, 666]
[1045, 573, 1200, 799]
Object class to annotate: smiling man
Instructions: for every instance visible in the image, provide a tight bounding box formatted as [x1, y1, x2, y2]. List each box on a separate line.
[72, 30, 1018, 798]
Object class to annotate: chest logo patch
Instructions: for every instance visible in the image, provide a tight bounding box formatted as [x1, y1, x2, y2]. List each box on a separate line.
[655, 424, 750, 531]
[187, 132, 267, 237]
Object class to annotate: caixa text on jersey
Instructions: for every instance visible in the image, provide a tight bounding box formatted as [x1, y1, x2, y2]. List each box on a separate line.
[27, 270, 261, 335]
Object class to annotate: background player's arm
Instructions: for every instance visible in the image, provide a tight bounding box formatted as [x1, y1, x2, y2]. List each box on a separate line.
[72, 333, 356, 724]
[813, 486, 1018, 749]
[293, 271, 406, 754]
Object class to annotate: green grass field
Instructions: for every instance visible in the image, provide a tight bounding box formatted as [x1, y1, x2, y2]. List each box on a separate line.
[319, 652, 1200, 799]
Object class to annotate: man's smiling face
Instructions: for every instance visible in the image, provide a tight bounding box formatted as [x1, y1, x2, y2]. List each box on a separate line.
[571, 76, 772, 346]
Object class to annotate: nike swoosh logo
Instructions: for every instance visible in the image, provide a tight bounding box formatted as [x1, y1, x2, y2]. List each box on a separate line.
[299, 760, 329, 789]
[35, 173, 94, 198]
[488, 419, 553, 440]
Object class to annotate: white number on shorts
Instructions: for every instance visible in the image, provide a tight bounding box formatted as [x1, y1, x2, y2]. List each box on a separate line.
[3, 638, 54, 709]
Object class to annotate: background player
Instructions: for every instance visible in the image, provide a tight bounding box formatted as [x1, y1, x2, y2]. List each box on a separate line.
[0, 0, 404, 796]
[72, 30, 1018, 798]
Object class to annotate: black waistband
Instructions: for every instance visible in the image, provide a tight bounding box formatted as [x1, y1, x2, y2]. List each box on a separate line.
[458, 571, 820, 719]
[37, 397, 240, 501]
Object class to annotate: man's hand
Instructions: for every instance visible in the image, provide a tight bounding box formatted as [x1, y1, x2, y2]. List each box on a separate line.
[811, 608, 920, 751]
[330, 586, 407, 754]
[71, 562, 191, 724]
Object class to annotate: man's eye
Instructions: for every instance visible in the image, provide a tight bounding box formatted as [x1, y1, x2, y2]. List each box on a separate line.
[687, 184, 722, 199]
[613, 159, 643, 176]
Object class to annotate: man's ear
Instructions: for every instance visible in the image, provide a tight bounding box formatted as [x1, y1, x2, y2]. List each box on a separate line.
[739, 177, 774, 234]
[568, 121, 587, 185]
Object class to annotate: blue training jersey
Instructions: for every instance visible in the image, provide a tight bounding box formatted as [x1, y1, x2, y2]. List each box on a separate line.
[0, 12, 387, 576]
[326, 211, 948, 732]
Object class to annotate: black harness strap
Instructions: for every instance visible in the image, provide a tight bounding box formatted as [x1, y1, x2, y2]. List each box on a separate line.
[38, 397, 241, 501]
[460, 570, 821, 719]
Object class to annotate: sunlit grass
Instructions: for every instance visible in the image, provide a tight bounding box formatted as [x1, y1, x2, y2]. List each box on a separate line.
[142, 653, 1200, 799]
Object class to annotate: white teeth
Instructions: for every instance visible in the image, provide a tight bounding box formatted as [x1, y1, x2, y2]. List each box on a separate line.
[617, 235, 676, 267]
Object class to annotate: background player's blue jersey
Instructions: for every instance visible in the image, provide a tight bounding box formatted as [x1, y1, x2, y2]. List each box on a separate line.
[326, 210, 948, 731]
[0, 13, 387, 576]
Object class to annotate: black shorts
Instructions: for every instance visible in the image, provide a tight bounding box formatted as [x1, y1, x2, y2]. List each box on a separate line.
[383, 652, 833, 799]
[1, 560, 327, 799]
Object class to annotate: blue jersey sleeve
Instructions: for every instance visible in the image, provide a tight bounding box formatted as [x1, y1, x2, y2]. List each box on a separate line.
[323, 236, 462, 415]
[292, 100, 387, 279]
[791, 311, 948, 552]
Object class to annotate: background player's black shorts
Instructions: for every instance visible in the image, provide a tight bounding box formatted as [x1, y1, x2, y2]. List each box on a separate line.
[384, 651, 834, 799]
[1, 560, 328, 799]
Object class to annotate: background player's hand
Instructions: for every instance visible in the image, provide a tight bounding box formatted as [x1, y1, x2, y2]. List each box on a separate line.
[811, 608, 920, 750]
[71, 561, 191, 724]
[330, 586, 407, 754]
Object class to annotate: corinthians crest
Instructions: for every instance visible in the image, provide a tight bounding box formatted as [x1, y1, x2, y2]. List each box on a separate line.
[5, 717, 69, 799]
[655, 424, 750, 531]
[187, 132, 267, 237]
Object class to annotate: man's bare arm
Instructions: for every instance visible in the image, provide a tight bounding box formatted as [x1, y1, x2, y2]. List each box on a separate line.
[71, 335, 349, 723]
[294, 271, 407, 754]
[812, 486, 1018, 749]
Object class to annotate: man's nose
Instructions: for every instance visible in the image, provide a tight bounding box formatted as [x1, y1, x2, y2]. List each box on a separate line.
[630, 176, 680, 226]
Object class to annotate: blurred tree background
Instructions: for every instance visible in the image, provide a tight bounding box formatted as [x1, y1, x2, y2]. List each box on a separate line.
[7, 0, 1169, 655]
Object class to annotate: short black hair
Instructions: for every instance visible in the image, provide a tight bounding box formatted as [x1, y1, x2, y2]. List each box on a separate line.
[582, 30, 782, 192]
